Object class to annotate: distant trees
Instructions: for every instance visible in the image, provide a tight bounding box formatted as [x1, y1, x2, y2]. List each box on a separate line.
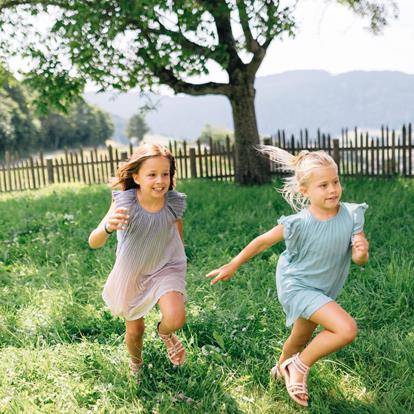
[39, 101, 114, 151]
[0, 67, 114, 157]
[0, 67, 41, 155]
[199, 124, 234, 144]
[126, 113, 149, 145]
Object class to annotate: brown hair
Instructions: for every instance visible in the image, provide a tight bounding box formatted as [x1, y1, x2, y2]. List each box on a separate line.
[111, 143, 176, 191]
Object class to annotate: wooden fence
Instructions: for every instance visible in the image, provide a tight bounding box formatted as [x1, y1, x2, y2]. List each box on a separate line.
[267, 124, 413, 177]
[0, 124, 412, 192]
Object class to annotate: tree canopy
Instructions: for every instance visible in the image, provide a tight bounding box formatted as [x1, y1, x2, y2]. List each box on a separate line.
[0, 66, 114, 156]
[0, 0, 398, 182]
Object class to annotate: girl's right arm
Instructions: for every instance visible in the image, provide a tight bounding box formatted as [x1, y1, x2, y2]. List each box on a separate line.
[88, 203, 129, 249]
[206, 224, 284, 285]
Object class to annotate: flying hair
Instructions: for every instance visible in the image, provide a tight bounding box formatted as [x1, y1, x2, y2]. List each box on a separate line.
[256, 145, 338, 211]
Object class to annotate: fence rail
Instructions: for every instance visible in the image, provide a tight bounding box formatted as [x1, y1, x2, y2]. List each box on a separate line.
[0, 124, 412, 192]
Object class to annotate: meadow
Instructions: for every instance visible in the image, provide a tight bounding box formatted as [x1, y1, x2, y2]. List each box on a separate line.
[0, 178, 413, 413]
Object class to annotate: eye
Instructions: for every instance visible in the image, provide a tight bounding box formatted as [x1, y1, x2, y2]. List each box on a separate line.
[163, 172, 170, 177]
[320, 183, 327, 188]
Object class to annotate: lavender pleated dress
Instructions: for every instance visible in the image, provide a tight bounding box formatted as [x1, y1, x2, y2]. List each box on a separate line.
[102, 188, 187, 320]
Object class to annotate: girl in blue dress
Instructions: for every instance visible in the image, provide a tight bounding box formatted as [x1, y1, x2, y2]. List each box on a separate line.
[207, 147, 369, 407]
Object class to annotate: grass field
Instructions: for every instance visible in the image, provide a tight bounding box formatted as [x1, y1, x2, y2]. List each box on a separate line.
[0, 178, 413, 413]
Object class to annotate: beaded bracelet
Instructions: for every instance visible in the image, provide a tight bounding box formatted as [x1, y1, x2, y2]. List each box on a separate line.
[104, 222, 114, 235]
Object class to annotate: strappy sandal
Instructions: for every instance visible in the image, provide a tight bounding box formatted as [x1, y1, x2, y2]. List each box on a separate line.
[129, 358, 143, 381]
[280, 353, 310, 407]
[157, 322, 186, 366]
[270, 363, 283, 382]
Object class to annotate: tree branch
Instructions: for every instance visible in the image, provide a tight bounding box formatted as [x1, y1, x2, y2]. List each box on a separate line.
[236, 0, 260, 53]
[156, 67, 231, 96]
[199, 0, 243, 72]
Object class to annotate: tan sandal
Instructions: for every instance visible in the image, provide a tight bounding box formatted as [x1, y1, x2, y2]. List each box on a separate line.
[280, 353, 310, 407]
[129, 358, 143, 381]
[157, 322, 186, 366]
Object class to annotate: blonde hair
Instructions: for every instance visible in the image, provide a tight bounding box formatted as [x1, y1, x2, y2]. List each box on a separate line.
[111, 143, 176, 191]
[257, 146, 338, 211]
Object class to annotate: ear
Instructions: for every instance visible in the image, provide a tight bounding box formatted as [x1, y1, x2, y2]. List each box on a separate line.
[132, 173, 140, 186]
[299, 185, 309, 198]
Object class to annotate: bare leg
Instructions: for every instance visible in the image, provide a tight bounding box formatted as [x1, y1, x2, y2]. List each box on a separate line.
[125, 318, 145, 364]
[278, 318, 317, 402]
[282, 301, 357, 403]
[279, 318, 317, 366]
[300, 301, 357, 366]
[157, 291, 186, 365]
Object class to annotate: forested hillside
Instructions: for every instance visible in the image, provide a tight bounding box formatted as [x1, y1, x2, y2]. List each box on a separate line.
[0, 67, 114, 158]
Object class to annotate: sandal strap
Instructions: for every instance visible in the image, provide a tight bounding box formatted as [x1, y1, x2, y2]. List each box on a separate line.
[157, 323, 186, 365]
[287, 383, 308, 396]
[291, 353, 310, 375]
[129, 359, 143, 374]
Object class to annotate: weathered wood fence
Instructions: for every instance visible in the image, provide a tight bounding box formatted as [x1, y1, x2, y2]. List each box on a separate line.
[0, 124, 412, 192]
[268, 124, 413, 177]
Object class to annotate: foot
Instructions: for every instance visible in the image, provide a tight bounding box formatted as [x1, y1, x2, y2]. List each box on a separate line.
[270, 363, 283, 382]
[157, 323, 186, 366]
[129, 358, 143, 381]
[280, 353, 310, 407]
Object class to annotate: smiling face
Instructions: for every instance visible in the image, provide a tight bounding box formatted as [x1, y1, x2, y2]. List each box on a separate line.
[133, 156, 171, 200]
[300, 166, 342, 212]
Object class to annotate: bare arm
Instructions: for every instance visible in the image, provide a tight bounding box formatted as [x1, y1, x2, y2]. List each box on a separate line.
[88, 202, 129, 249]
[176, 219, 183, 241]
[206, 224, 285, 285]
[352, 232, 369, 266]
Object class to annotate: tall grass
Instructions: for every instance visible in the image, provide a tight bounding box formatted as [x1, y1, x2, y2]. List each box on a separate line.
[0, 178, 413, 413]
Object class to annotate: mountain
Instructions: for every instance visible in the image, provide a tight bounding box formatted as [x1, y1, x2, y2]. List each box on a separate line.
[84, 70, 414, 141]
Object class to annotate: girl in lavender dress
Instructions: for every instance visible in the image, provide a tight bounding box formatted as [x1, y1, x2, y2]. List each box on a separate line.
[89, 143, 187, 378]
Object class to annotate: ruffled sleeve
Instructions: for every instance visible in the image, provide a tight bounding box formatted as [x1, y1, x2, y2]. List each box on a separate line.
[349, 203, 368, 236]
[112, 188, 136, 210]
[277, 214, 301, 241]
[166, 190, 187, 219]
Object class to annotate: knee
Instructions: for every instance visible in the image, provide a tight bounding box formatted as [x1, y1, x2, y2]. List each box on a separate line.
[126, 320, 145, 339]
[338, 318, 358, 344]
[162, 311, 186, 331]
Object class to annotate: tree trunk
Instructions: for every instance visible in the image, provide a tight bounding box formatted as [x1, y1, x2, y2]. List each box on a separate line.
[229, 78, 270, 185]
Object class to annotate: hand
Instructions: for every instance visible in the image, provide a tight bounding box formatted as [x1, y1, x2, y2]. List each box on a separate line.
[106, 207, 129, 232]
[206, 262, 238, 285]
[352, 233, 369, 263]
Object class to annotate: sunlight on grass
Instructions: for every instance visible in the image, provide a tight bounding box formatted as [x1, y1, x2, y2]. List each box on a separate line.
[0, 178, 413, 413]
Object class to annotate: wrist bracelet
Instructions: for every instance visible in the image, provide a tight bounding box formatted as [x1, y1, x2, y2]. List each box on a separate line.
[104, 222, 114, 235]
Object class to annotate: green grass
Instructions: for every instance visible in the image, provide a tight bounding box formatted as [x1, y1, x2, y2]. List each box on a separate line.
[0, 178, 413, 413]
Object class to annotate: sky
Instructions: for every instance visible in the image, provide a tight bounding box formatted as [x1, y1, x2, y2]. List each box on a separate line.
[5, 0, 413, 90]
[257, 0, 413, 77]
[199, 0, 413, 85]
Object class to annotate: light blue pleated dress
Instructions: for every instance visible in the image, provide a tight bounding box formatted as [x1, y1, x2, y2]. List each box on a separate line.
[276, 202, 368, 327]
[102, 188, 187, 321]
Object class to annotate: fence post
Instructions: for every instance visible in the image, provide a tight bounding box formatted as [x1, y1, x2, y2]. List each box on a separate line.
[333, 139, 340, 174]
[46, 158, 54, 184]
[120, 151, 128, 161]
[108, 145, 115, 177]
[189, 147, 197, 178]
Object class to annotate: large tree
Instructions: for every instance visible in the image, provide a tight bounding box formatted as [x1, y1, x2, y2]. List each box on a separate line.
[0, 0, 397, 184]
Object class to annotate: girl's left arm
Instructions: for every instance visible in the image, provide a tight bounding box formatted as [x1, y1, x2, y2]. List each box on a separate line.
[352, 232, 369, 266]
[176, 219, 183, 241]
